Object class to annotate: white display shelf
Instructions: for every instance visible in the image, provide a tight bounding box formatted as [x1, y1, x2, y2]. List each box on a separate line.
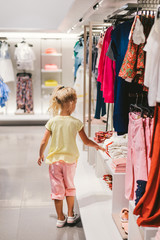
[128, 201, 158, 240]
[88, 141, 159, 240]
[112, 213, 128, 240]
[75, 145, 122, 240]
[95, 148, 129, 240]
[41, 69, 62, 73]
[41, 84, 58, 89]
[0, 114, 50, 125]
[96, 149, 126, 177]
[41, 53, 62, 56]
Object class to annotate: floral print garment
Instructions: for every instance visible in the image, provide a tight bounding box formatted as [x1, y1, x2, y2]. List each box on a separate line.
[119, 15, 154, 91]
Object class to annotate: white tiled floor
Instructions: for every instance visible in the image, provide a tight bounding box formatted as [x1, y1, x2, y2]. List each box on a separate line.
[0, 126, 86, 240]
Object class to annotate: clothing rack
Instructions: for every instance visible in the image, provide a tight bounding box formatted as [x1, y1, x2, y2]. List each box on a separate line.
[137, 0, 160, 10]
[104, 3, 139, 22]
[83, 1, 160, 139]
[83, 23, 113, 139]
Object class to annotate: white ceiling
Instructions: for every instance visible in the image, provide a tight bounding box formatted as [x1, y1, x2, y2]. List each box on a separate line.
[0, 0, 75, 31]
[0, 0, 137, 33]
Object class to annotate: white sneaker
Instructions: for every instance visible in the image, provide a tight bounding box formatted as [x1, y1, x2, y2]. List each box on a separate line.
[67, 213, 80, 224]
[56, 216, 67, 228]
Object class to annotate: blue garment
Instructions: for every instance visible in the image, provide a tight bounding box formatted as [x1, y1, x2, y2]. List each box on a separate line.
[74, 41, 84, 79]
[0, 78, 10, 107]
[111, 20, 133, 134]
[135, 180, 147, 205]
[94, 81, 106, 119]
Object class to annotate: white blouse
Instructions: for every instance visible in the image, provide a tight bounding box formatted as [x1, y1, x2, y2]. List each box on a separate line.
[144, 18, 160, 106]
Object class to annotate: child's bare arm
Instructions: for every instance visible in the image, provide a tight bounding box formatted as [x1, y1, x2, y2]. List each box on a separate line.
[37, 129, 51, 166]
[79, 127, 106, 151]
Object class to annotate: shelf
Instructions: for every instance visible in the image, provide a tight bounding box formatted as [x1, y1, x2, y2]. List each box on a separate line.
[41, 53, 62, 56]
[0, 114, 50, 125]
[97, 150, 126, 176]
[112, 213, 128, 240]
[41, 84, 58, 89]
[41, 69, 62, 73]
[75, 146, 122, 240]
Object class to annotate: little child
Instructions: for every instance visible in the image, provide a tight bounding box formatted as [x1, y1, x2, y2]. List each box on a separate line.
[37, 86, 105, 228]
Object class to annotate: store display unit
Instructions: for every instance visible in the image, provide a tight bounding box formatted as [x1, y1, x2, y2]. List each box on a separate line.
[40, 39, 62, 114]
[0, 36, 76, 125]
[88, 147, 158, 240]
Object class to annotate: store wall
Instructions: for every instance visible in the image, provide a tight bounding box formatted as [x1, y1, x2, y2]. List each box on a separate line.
[2, 37, 77, 115]
[62, 39, 75, 87]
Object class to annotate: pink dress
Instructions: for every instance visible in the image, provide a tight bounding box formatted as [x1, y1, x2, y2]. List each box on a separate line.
[97, 26, 116, 103]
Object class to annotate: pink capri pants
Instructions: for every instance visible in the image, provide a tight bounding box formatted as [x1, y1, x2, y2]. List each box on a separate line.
[49, 161, 77, 200]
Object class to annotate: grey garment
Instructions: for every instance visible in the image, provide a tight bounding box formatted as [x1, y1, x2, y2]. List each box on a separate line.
[95, 68, 98, 79]
[106, 41, 115, 61]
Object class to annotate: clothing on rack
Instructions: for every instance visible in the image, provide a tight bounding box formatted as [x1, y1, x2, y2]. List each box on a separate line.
[119, 15, 154, 90]
[133, 103, 160, 227]
[16, 73, 33, 113]
[110, 19, 144, 134]
[135, 180, 147, 205]
[110, 19, 133, 134]
[106, 42, 115, 61]
[74, 39, 84, 79]
[0, 41, 14, 83]
[96, 35, 103, 68]
[73, 65, 89, 115]
[94, 81, 106, 119]
[86, 35, 99, 72]
[143, 18, 160, 106]
[0, 77, 10, 108]
[14, 42, 35, 71]
[125, 112, 153, 201]
[97, 26, 116, 104]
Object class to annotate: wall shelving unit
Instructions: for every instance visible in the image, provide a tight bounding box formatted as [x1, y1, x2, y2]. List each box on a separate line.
[40, 38, 62, 114]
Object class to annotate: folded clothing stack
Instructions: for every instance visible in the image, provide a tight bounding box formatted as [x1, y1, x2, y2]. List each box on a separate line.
[45, 80, 58, 87]
[45, 48, 57, 54]
[94, 131, 113, 143]
[103, 133, 128, 159]
[111, 158, 126, 173]
[103, 174, 112, 190]
[44, 64, 58, 70]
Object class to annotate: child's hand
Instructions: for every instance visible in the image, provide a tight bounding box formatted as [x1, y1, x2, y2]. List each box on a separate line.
[37, 155, 44, 166]
[95, 145, 106, 152]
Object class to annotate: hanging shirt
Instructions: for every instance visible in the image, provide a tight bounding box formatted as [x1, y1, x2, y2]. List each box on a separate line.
[14, 43, 35, 71]
[96, 36, 103, 68]
[74, 40, 84, 79]
[144, 18, 160, 106]
[97, 26, 116, 103]
[0, 42, 14, 83]
[111, 19, 134, 134]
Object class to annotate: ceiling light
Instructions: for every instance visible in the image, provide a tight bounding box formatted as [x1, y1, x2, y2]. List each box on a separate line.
[99, 0, 104, 6]
[93, 3, 99, 10]
[67, 29, 71, 34]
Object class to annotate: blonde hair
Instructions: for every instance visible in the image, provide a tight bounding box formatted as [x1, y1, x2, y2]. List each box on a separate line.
[49, 86, 77, 115]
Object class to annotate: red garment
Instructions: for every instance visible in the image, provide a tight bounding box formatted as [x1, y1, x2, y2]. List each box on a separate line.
[133, 103, 160, 227]
[97, 27, 116, 103]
